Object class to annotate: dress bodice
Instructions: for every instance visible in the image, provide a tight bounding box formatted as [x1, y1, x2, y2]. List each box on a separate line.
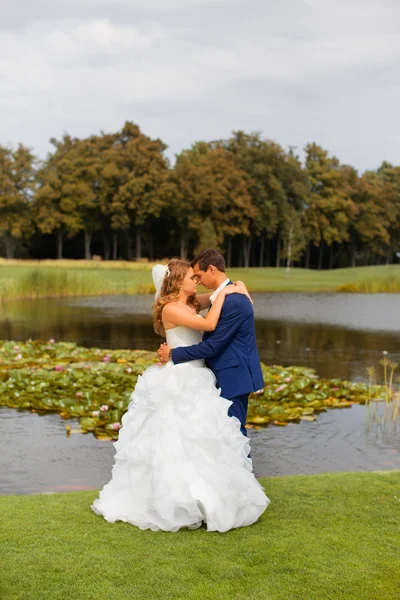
[165, 314, 205, 368]
[166, 324, 203, 349]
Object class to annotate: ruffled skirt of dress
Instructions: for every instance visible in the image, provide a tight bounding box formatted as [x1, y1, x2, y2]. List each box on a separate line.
[91, 362, 270, 532]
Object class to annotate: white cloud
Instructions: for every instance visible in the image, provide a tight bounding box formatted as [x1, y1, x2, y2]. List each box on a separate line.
[45, 20, 166, 62]
[0, 0, 399, 169]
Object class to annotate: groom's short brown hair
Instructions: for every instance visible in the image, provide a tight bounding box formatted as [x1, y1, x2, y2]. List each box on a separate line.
[191, 249, 226, 272]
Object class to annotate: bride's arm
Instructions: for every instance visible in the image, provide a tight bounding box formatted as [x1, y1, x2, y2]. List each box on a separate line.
[195, 281, 251, 312]
[196, 292, 212, 311]
[162, 286, 244, 332]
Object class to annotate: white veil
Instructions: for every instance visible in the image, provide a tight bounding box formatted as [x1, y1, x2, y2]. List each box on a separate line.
[152, 264, 168, 301]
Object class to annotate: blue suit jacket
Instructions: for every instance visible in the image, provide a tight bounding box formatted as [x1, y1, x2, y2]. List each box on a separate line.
[171, 289, 264, 399]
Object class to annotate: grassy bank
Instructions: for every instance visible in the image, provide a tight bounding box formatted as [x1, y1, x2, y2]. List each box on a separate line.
[0, 260, 399, 299]
[1, 471, 399, 600]
[0, 259, 156, 299]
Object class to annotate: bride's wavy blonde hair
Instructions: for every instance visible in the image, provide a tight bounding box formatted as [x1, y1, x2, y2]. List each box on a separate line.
[153, 258, 199, 336]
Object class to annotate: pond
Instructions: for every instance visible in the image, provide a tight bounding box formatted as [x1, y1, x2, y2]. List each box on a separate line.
[1, 405, 398, 495]
[1, 293, 399, 494]
[1, 293, 400, 381]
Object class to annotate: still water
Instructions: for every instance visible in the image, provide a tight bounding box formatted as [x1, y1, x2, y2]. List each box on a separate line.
[1, 293, 400, 380]
[1, 293, 399, 494]
[1, 404, 398, 496]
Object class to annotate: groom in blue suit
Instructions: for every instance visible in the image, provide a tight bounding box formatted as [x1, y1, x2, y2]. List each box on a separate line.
[158, 249, 264, 437]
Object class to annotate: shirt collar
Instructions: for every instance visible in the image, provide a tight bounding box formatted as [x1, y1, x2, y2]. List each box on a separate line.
[209, 278, 230, 305]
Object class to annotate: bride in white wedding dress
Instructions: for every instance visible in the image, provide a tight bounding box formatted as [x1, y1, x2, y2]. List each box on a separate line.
[91, 259, 270, 532]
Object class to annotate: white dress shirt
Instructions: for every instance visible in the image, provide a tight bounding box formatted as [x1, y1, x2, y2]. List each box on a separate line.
[209, 278, 230, 305]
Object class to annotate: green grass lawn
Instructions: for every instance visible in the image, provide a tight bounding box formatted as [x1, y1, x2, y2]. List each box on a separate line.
[1, 471, 399, 600]
[0, 260, 399, 298]
[228, 265, 400, 293]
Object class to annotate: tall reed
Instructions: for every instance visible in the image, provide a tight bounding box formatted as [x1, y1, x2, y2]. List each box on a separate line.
[366, 360, 399, 430]
[338, 276, 400, 293]
[0, 266, 155, 300]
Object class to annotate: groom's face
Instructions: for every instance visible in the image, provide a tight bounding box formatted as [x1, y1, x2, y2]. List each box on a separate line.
[192, 263, 215, 289]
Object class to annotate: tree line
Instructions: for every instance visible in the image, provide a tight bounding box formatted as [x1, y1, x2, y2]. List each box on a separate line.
[1, 121, 399, 268]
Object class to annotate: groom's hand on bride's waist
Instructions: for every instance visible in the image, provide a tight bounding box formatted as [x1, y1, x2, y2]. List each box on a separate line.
[157, 343, 172, 363]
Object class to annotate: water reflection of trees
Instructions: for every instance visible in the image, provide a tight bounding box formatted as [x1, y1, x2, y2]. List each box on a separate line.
[255, 320, 399, 381]
[1, 300, 399, 382]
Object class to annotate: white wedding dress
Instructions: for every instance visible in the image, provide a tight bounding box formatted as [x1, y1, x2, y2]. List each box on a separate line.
[91, 322, 270, 532]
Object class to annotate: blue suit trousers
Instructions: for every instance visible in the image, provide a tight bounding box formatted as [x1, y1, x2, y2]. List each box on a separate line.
[228, 393, 249, 437]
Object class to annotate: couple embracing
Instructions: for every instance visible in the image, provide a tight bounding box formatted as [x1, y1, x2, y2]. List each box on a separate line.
[92, 249, 270, 532]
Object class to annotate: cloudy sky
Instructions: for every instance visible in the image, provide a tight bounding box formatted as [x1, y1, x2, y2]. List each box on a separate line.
[1, 0, 399, 170]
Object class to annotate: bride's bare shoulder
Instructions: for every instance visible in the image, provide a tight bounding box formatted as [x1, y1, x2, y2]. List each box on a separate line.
[163, 302, 196, 316]
[162, 301, 178, 314]
[163, 302, 185, 321]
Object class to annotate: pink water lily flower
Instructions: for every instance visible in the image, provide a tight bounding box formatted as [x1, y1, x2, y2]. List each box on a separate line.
[76, 391, 83, 397]
[276, 385, 285, 393]
[13, 346, 19, 351]
[100, 404, 109, 411]
[55, 365, 64, 372]
[49, 339, 55, 344]
[103, 355, 111, 363]
[285, 377, 291, 382]
[112, 422, 121, 431]
[92, 410, 100, 417]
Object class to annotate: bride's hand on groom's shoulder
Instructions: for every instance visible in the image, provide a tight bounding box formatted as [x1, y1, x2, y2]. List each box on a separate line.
[226, 280, 253, 304]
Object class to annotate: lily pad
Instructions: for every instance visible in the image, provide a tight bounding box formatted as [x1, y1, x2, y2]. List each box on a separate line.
[0, 339, 389, 438]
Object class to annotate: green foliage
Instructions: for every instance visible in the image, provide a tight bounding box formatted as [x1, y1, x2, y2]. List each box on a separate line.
[247, 364, 383, 426]
[223, 133, 311, 266]
[171, 144, 252, 258]
[0, 143, 36, 258]
[34, 123, 171, 260]
[304, 143, 355, 249]
[0, 340, 385, 439]
[107, 122, 171, 253]
[349, 170, 394, 260]
[1, 126, 400, 267]
[0, 340, 158, 440]
[35, 135, 85, 257]
[194, 217, 219, 254]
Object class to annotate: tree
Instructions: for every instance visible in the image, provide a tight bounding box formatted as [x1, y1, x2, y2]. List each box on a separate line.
[169, 148, 207, 260]
[107, 122, 171, 260]
[171, 144, 253, 264]
[219, 132, 279, 267]
[220, 133, 309, 267]
[35, 135, 83, 259]
[194, 217, 219, 255]
[377, 162, 400, 263]
[349, 170, 395, 266]
[278, 148, 310, 267]
[0, 144, 36, 258]
[304, 143, 355, 269]
[67, 134, 115, 259]
[199, 147, 254, 265]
